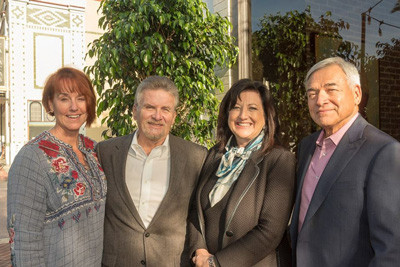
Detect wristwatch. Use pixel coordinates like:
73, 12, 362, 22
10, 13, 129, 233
208, 256, 216, 267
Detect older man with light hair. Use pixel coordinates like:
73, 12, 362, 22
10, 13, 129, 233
290, 57, 400, 267
97, 76, 207, 267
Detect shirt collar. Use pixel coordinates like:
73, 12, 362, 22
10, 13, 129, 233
131, 131, 170, 156
316, 113, 359, 146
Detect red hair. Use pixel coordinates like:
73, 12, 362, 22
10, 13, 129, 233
42, 67, 96, 126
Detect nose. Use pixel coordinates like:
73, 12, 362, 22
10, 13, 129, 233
152, 109, 162, 120
315, 90, 329, 106
238, 107, 248, 119
69, 99, 78, 111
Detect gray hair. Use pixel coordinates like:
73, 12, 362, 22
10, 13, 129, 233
135, 76, 179, 108
304, 57, 361, 88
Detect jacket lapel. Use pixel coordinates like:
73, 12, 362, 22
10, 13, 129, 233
224, 153, 262, 230
297, 136, 318, 193
196, 148, 262, 241
147, 135, 188, 227
112, 132, 146, 229
302, 115, 367, 228
197, 151, 222, 202
196, 150, 222, 238
290, 134, 317, 239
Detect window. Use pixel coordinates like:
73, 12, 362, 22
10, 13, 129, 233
28, 100, 54, 140
29, 101, 42, 121
250, 0, 400, 145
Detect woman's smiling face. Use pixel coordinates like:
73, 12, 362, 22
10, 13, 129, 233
50, 91, 88, 135
228, 90, 265, 147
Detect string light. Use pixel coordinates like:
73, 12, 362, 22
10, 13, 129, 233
367, 8, 372, 25
378, 22, 382, 36
362, 0, 400, 37
366, 14, 400, 35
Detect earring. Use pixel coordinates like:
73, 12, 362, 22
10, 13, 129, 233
46, 111, 55, 122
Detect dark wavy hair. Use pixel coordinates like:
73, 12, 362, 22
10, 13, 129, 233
217, 79, 280, 154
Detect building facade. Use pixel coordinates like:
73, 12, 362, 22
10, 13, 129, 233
1, 0, 105, 164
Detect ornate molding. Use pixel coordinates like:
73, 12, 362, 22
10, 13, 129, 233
27, 7, 69, 28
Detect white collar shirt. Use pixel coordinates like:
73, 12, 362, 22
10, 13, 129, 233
125, 132, 171, 228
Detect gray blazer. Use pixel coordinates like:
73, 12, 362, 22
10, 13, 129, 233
190, 145, 295, 267
290, 115, 400, 267
97, 133, 207, 267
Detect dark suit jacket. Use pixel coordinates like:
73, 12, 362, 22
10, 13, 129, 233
97, 133, 207, 267
290, 114, 400, 267
190, 145, 295, 267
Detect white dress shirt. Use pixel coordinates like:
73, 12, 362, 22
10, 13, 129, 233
125, 132, 170, 228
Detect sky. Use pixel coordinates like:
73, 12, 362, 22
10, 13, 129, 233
251, 0, 306, 31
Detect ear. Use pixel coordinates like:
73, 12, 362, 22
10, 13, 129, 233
48, 100, 54, 112
353, 84, 362, 105
172, 110, 177, 125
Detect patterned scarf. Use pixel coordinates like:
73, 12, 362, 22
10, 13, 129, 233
209, 131, 264, 207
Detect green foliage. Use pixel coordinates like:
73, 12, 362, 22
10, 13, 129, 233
85, 0, 238, 147
253, 7, 350, 150
391, 0, 400, 13
377, 38, 400, 57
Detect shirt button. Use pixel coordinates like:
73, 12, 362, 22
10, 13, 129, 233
145, 232, 150, 237
226, 230, 234, 237
141, 260, 146, 265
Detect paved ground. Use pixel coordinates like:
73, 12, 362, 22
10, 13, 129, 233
0, 159, 10, 266
0, 243, 10, 267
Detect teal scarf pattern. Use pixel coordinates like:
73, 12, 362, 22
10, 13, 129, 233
209, 131, 265, 207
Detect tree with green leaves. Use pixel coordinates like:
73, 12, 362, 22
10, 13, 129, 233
86, 0, 238, 146
392, 0, 400, 13
253, 7, 350, 150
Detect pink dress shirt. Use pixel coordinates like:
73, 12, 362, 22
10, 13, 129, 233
298, 114, 359, 232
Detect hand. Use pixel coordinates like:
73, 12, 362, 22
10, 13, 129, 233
192, 248, 213, 267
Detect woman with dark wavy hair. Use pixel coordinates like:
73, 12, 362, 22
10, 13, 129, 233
190, 79, 295, 267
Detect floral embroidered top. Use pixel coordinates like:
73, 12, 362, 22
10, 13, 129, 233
7, 131, 107, 267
